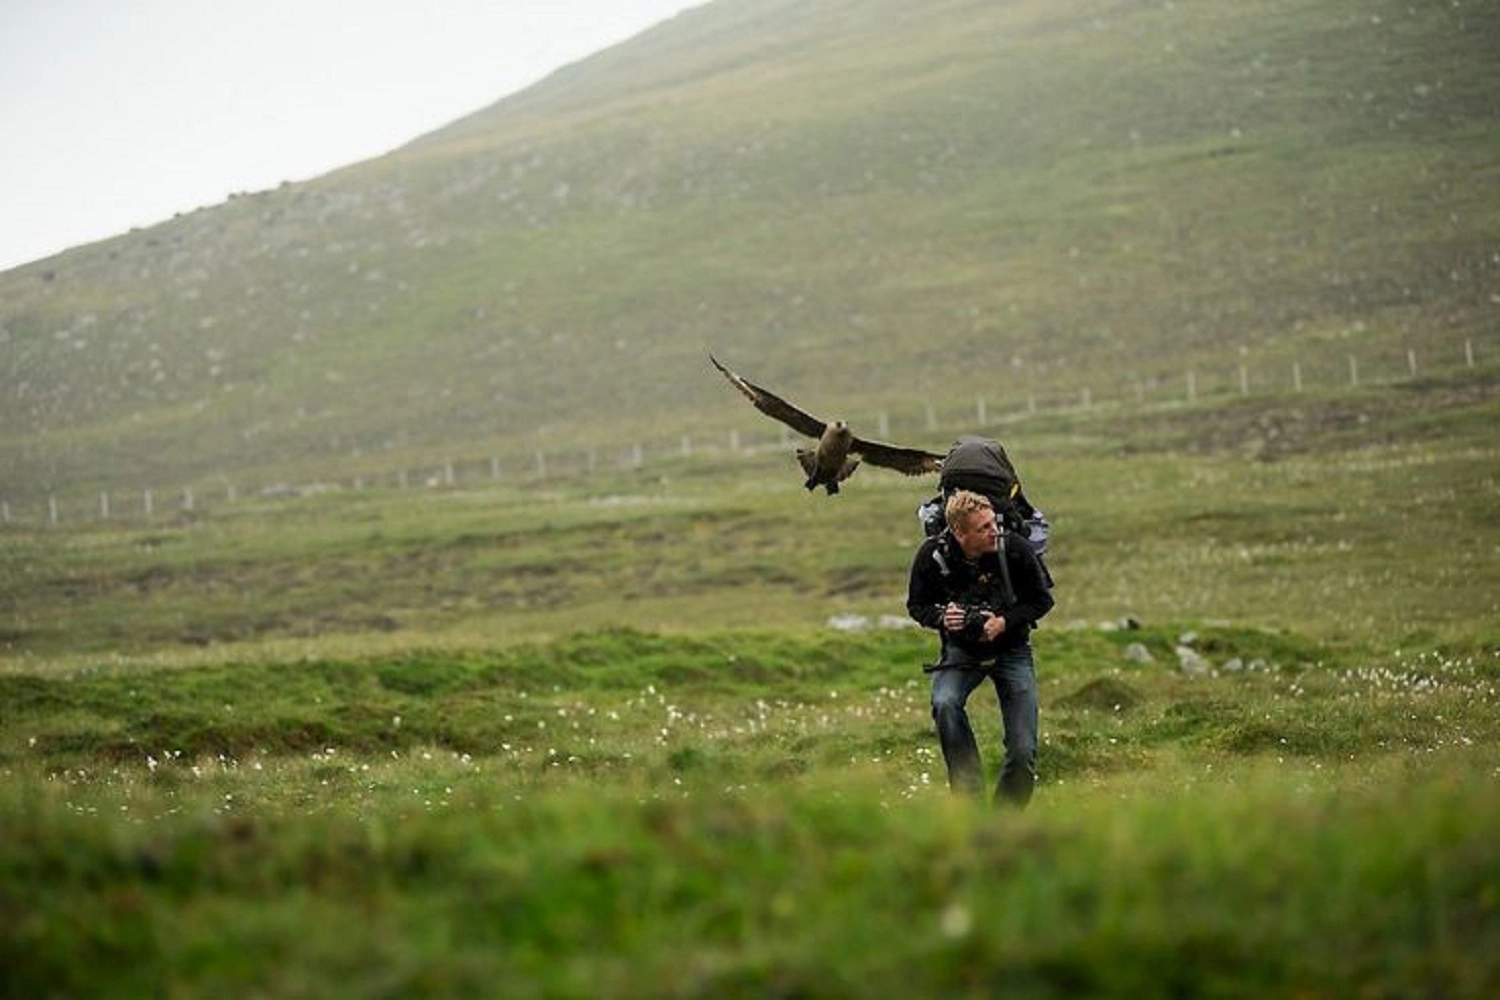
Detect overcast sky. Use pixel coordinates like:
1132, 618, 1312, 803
0, 0, 702, 272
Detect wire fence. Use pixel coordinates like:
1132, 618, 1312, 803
4, 338, 1490, 527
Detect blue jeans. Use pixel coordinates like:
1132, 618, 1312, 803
929, 643, 1038, 807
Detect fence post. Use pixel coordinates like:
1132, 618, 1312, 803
1, 501, 9, 524
444, 460, 455, 487
1407, 349, 1418, 378
1293, 361, 1303, 392
1186, 370, 1197, 403
49, 496, 58, 525
144, 489, 154, 517
1238, 364, 1249, 395
182, 488, 194, 512
976, 396, 987, 426
1466, 339, 1475, 368
1348, 354, 1359, 387
100, 492, 110, 519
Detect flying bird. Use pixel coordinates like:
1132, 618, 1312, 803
710, 354, 943, 494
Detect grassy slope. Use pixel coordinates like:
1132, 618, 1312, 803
3, 363, 1497, 665
1, 0, 1496, 500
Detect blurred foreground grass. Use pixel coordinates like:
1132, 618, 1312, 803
4, 758, 1497, 998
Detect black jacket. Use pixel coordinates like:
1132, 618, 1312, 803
906, 528, 1054, 664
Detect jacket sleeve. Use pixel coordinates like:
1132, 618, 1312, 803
906, 541, 949, 632
1003, 534, 1054, 629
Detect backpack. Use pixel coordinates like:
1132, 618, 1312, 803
917, 435, 1052, 579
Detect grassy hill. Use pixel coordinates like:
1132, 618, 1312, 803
2, 0, 1497, 502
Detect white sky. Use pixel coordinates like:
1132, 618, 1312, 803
0, 0, 701, 273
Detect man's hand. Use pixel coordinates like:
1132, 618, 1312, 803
942, 603, 1007, 640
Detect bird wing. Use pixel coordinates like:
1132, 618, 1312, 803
710, 354, 828, 440
849, 436, 945, 476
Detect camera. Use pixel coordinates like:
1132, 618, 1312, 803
959, 604, 991, 639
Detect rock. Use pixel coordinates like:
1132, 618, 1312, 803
827, 614, 870, 632
1123, 642, 1154, 664
1176, 645, 1212, 676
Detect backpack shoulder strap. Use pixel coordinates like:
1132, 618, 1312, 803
931, 536, 952, 578
995, 531, 1017, 607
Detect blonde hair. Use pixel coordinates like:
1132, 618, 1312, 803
944, 490, 993, 532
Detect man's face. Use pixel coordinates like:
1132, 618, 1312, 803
953, 507, 999, 559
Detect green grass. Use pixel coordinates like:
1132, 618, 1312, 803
6, 772, 1499, 997
3, 623, 1497, 996
2, 374, 1499, 993
5, 370, 1496, 663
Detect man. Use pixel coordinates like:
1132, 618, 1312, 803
907, 490, 1054, 806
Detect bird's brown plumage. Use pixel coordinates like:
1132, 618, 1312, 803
709, 354, 943, 494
